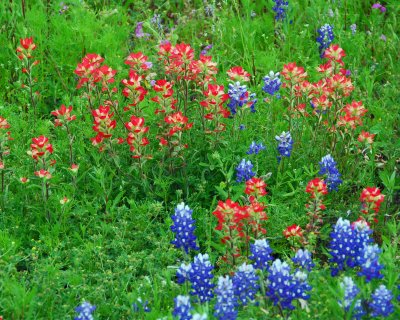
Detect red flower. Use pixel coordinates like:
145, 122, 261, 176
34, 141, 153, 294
91, 106, 116, 143
51, 105, 76, 126
281, 62, 308, 82
358, 131, 376, 144
283, 224, 303, 238
323, 44, 346, 65
16, 37, 37, 60
30, 136, 53, 160
305, 178, 328, 197
226, 66, 251, 82
34, 169, 52, 179
245, 177, 267, 202
0, 117, 10, 130
360, 187, 385, 214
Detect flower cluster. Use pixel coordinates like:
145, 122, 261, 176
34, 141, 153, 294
369, 285, 394, 318
232, 263, 259, 306
200, 84, 230, 133
227, 82, 257, 115
372, 3, 387, 13
319, 154, 342, 191
51, 105, 76, 127
267, 259, 311, 310
188, 253, 215, 303
360, 187, 385, 223
246, 141, 266, 155
121, 68, 148, 112
292, 249, 314, 271
173, 295, 192, 320
275, 131, 293, 160
262, 71, 281, 97
337, 101, 368, 129
170, 202, 199, 253
272, 0, 289, 21
16, 37, 37, 61
214, 276, 237, 320
329, 218, 373, 276
249, 239, 274, 271
244, 177, 267, 202
236, 159, 255, 182
0, 117, 12, 170
74, 301, 96, 320
305, 178, 328, 233
338, 277, 365, 319
125, 115, 150, 159
357, 244, 383, 282
317, 24, 334, 57
91, 105, 116, 149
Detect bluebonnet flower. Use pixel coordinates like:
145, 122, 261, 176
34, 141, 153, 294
338, 277, 365, 319
201, 44, 213, 56
329, 218, 373, 276
357, 244, 383, 282
262, 71, 282, 97
369, 285, 394, 317
236, 159, 255, 183
292, 249, 314, 271
233, 263, 260, 306
176, 262, 192, 284
132, 298, 151, 313
214, 276, 238, 320
249, 239, 274, 271
317, 24, 334, 57
350, 24, 357, 35
267, 259, 311, 310
272, 0, 289, 21
227, 82, 257, 115
247, 141, 266, 155
319, 154, 342, 191
171, 202, 199, 253
74, 302, 96, 320
275, 131, 293, 160
189, 253, 214, 303
239, 124, 246, 130
173, 295, 192, 320
398, 285, 400, 302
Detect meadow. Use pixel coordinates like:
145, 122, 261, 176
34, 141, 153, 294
0, 0, 399, 319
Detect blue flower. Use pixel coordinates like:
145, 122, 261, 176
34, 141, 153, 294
319, 154, 342, 191
338, 277, 365, 320
357, 244, 384, 282
369, 285, 394, 318
262, 71, 282, 96
176, 262, 192, 284
236, 159, 255, 182
317, 24, 334, 57
267, 259, 311, 310
233, 263, 260, 306
272, 0, 289, 21
214, 276, 238, 320
247, 141, 266, 155
170, 202, 199, 253
350, 24, 357, 35
74, 302, 96, 320
189, 253, 215, 303
275, 131, 293, 160
227, 82, 257, 115
132, 298, 151, 313
249, 239, 274, 271
292, 249, 314, 271
329, 218, 373, 276
173, 295, 192, 320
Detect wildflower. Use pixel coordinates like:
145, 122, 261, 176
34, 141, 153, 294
233, 263, 259, 306
317, 24, 334, 57
360, 187, 385, 223
227, 82, 257, 115
236, 159, 255, 183
357, 244, 383, 282
135, 22, 149, 38
164, 111, 193, 136
247, 141, 266, 155
319, 154, 342, 191
214, 276, 237, 320
176, 262, 192, 284
201, 44, 213, 56
150, 14, 162, 30
249, 239, 274, 271
283, 224, 303, 239
227, 66, 250, 82
369, 285, 394, 317
16, 37, 37, 60
272, 0, 289, 21
380, 34, 387, 42
339, 277, 365, 319
34, 169, 52, 179
372, 3, 387, 13
132, 298, 151, 313
305, 178, 328, 198
30, 136, 53, 160
170, 203, 199, 253
188, 253, 214, 303
358, 131, 376, 144
51, 104, 76, 127
275, 131, 293, 159
323, 44, 346, 65
60, 197, 69, 205
20, 177, 29, 183
70, 164, 79, 173
350, 24, 357, 35
267, 259, 311, 310
125, 115, 150, 159
173, 295, 192, 320
262, 71, 281, 96
281, 62, 307, 83
91, 106, 116, 147
292, 249, 314, 271
74, 301, 96, 320
245, 177, 267, 202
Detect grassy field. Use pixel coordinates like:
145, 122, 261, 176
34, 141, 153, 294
0, 0, 399, 319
